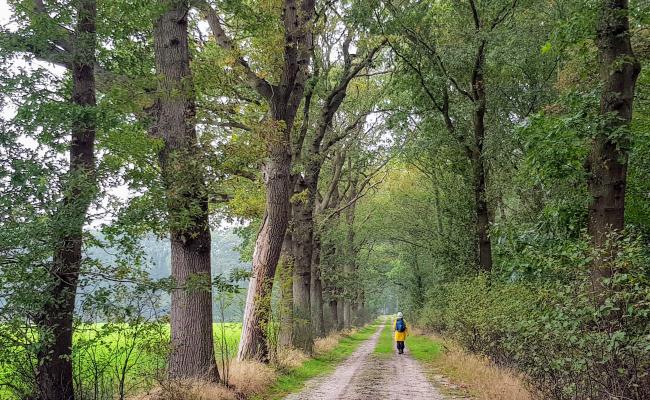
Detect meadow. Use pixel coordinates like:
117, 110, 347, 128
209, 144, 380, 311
0, 323, 242, 400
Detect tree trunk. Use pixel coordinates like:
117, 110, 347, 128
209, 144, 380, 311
238, 151, 292, 361
310, 256, 324, 337
168, 231, 216, 380
36, 1, 97, 398
328, 299, 338, 332
278, 232, 294, 348
237, 0, 314, 361
310, 227, 325, 337
153, 1, 218, 380
343, 197, 356, 329
318, 232, 339, 333
471, 41, 493, 273
353, 291, 364, 325
587, 0, 640, 283
307, 167, 324, 339
291, 197, 313, 352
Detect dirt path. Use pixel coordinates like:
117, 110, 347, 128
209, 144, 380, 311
284, 323, 445, 400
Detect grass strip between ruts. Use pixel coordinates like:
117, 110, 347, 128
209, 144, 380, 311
254, 321, 380, 400
374, 318, 394, 357
374, 318, 443, 362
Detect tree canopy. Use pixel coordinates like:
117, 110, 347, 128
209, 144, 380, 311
0, 0, 648, 399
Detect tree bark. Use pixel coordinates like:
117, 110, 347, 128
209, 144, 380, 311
278, 232, 294, 348
587, 0, 640, 282
235, 0, 315, 361
153, 1, 218, 381
342, 190, 357, 329
291, 194, 313, 352
238, 149, 292, 361
35, 1, 97, 398
470, 41, 493, 273
328, 299, 338, 332
310, 227, 325, 338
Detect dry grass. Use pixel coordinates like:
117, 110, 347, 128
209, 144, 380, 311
339, 327, 358, 337
129, 326, 361, 399
313, 331, 342, 354
276, 346, 310, 369
430, 336, 533, 400
127, 361, 277, 400
227, 359, 277, 397
129, 379, 236, 400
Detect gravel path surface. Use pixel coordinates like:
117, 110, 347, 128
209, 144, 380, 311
284, 323, 445, 400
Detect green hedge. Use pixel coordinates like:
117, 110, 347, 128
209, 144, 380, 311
420, 237, 650, 400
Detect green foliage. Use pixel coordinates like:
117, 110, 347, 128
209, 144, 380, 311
1, 0, 649, 399
421, 235, 650, 399
0, 322, 243, 399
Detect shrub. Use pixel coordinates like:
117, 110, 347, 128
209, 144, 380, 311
421, 234, 650, 399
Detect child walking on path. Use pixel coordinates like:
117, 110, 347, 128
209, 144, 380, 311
394, 312, 408, 354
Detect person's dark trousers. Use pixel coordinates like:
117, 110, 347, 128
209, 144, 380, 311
396, 341, 405, 354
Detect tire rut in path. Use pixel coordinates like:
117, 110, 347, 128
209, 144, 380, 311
284, 323, 445, 400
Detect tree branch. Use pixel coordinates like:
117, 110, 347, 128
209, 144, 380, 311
195, 0, 275, 100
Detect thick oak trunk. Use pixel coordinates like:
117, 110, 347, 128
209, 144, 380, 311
153, 1, 218, 380
238, 152, 292, 361
587, 0, 640, 282
237, 0, 314, 361
291, 197, 313, 352
36, 2, 97, 398
168, 231, 217, 379
278, 232, 294, 348
310, 227, 325, 337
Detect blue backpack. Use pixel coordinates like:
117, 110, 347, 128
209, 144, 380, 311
396, 319, 406, 332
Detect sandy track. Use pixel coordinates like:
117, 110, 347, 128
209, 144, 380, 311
284, 323, 445, 400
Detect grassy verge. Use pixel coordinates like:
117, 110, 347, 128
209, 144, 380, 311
403, 332, 443, 362
384, 325, 532, 400
421, 335, 533, 400
254, 322, 380, 400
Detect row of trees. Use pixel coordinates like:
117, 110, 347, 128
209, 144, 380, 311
350, 0, 648, 399
0, 0, 647, 399
1, 0, 389, 398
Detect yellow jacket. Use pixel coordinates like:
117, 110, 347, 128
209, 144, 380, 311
394, 318, 408, 341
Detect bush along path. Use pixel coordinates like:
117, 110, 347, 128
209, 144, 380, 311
283, 318, 445, 400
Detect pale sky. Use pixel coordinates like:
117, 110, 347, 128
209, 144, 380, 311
0, 1, 9, 24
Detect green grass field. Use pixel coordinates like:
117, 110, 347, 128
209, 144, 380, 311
0, 323, 242, 400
